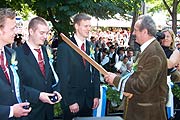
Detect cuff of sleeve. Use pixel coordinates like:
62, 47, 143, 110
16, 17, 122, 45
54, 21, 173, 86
113, 76, 121, 88
9, 106, 13, 118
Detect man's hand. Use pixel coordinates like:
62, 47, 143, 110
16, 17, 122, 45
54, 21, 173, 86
104, 72, 117, 85
39, 92, 56, 104
92, 98, 99, 109
69, 103, 79, 113
13, 102, 31, 118
124, 92, 133, 99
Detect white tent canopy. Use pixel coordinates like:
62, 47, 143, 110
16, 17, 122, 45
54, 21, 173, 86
91, 14, 132, 28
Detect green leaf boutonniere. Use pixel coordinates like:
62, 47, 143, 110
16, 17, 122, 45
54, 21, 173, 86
11, 52, 18, 70
46, 46, 54, 63
90, 45, 95, 59
132, 59, 139, 72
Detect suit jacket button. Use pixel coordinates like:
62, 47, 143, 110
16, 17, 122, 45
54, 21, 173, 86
12, 90, 14, 93
45, 81, 47, 84
83, 89, 86, 92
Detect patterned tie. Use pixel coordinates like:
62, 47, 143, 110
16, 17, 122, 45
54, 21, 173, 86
81, 43, 86, 67
0, 51, 10, 84
34, 49, 45, 77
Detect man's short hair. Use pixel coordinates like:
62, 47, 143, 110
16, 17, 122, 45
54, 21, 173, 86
73, 13, 91, 26
138, 15, 157, 37
0, 8, 16, 28
28, 16, 48, 31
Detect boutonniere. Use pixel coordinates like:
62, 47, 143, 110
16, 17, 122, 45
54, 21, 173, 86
90, 45, 95, 59
46, 46, 54, 63
132, 60, 138, 72
46, 46, 59, 88
11, 52, 18, 70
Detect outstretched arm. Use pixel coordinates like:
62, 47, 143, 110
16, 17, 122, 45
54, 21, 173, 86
168, 49, 180, 68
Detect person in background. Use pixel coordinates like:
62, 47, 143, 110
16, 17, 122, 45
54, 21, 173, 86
175, 31, 180, 44
94, 44, 101, 64
117, 47, 126, 62
109, 45, 118, 73
56, 13, 100, 120
114, 55, 129, 76
161, 28, 176, 74
101, 48, 110, 71
15, 16, 62, 120
160, 28, 177, 119
104, 15, 168, 120
167, 30, 180, 120
126, 48, 134, 65
0, 8, 31, 120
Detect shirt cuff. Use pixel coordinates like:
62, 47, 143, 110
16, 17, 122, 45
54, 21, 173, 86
9, 106, 13, 118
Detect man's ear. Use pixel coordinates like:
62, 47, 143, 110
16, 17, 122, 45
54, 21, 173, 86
74, 23, 79, 30
0, 28, 3, 36
29, 28, 34, 36
143, 29, 148, 35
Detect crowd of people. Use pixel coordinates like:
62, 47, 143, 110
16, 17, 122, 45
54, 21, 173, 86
1, 7, 180, 120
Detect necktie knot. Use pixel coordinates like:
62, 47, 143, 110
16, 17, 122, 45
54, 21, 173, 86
34, 49, 43, 62
34, 48, 41, 55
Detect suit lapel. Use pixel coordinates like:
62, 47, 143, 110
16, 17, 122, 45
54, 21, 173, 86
42, 46, 50, 79
85, 40, 91, 70
4, 47, 14, 85
22, 43, 44, 78
71, 36, 86, 67
0, 67, 6, 83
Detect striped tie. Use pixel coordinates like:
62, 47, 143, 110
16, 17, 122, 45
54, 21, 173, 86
0, 51, 10, 84
81, 43, 86, 67
34, 49, 45, 77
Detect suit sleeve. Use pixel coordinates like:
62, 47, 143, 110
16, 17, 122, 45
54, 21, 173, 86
93, 51, 100, 98
56, 43, 77, 106
15, 49, 40, 103
125, 55, 162, 94
0, 105, 10, 119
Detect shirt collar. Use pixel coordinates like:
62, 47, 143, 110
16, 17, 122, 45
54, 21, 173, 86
74, 34, 86, 48
140, 37, 156, 53
26, 40, 41, 51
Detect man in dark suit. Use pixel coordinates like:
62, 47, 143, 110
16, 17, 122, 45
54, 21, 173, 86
105, 15, 168, 120
0, 8, 31, 120
56, 13, 100, 120
15, 17, 62, 120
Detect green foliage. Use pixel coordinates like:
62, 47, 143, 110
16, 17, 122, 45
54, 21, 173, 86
172, 84, 180, 100
106, 85, 122, 106
1, 0, 139, 35
54, 103, 63, 117
146, 1, 165, 13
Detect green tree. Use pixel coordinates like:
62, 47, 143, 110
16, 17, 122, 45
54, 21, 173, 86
147, 0, 180, 34
1, 0, 143, 50
2, 0, 137, 36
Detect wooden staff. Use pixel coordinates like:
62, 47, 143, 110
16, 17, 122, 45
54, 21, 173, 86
60, 33, 108, 76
